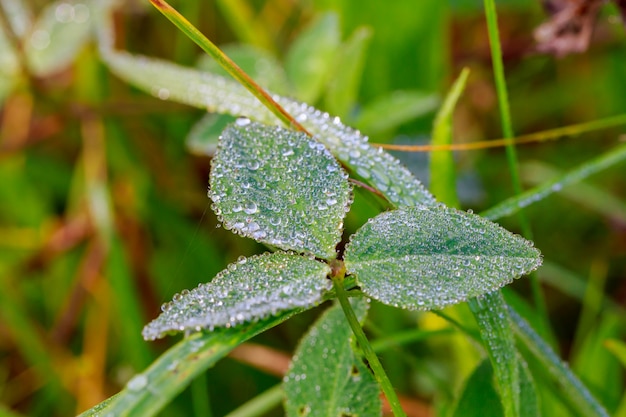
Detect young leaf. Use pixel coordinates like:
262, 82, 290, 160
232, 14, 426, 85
142, 252, 331, 340
283, 299, 382, 417
344, 205, 542, 310
209, 120, 352, 259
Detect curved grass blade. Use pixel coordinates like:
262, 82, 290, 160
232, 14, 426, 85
429, 68, 469, 208
95, 5, 435, 207
481, 143, 626, 221
78, 310, 300, 417
469, 292, 519, 417
508, 307, 609, 417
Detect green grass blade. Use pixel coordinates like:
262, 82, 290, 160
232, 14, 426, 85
148, 0, 308, 134
429, 68, 469, 208
77, 310, 301, 417
509, 307, 609, 417
215, 0, 275, 53
469, 293, 520, 417
482, 0, 546, 333
481, 143, 626, 221
521, 160, 626, 225
98, 52, 435, 207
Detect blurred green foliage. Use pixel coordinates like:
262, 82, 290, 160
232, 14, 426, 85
0, 0, 625, 416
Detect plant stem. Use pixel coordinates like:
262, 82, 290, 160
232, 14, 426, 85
332, 277, 407, 417
482, 0, 549, 330
148, 0, 310, 135
374, 112, 626, 152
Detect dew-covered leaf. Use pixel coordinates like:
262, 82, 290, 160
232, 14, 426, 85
209, 120, 352, 259
97, 45, 435, 207
344, 205, 542, 310
24, 0, 94, 76
283, 299, 381, 417
142, 252, 331, 340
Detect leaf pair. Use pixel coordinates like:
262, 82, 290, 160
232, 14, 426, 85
143, 121, 541, 340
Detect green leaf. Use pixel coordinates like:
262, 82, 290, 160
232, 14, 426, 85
519, 358, 541, 417
97, 46, 436, 207
24, 0, 94, 76
142, 252, 331, 340
80, 310, 299, 417
324, 26, 372, 119
452, 359, 503, 417
186, 113, 237, 156
344, 205, 542, 310
605, 339, 626, 369
210, 120, 352, 259
285, 13, 341, 103
451, 358, 540, 417
283, 299, 382, 417
353, 90, 439, 136
469, 292, 520, 417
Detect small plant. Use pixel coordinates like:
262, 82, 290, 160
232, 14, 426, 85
2, 0, 622, 416
73, 1, 617, 416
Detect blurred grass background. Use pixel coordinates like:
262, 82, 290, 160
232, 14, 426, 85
1, 0, 625, 416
